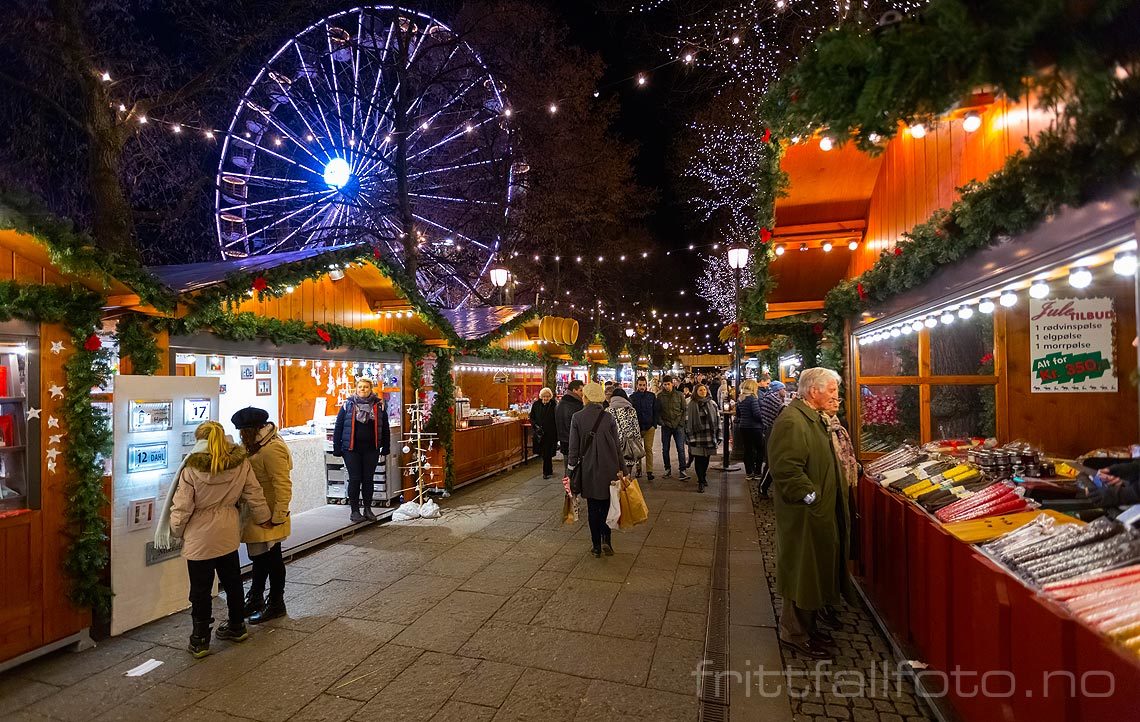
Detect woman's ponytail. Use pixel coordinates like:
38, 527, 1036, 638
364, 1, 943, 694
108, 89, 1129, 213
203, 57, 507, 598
195, 420, 229, 474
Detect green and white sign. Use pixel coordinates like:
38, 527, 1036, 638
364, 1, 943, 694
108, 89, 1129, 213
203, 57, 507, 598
1029, 297, 1117, 393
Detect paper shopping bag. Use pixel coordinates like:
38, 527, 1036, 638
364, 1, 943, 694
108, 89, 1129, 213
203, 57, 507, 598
623, 477, 649, 526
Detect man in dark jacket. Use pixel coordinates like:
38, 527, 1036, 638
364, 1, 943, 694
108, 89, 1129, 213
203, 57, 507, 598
629, 376, 661, 480
657, 376, 690, 480
757, 381, 787, 496
555, 380, 585, 468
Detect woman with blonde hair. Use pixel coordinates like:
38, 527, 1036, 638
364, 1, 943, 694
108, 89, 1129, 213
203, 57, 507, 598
736, 379, 765, 481
167, 421, 272, 658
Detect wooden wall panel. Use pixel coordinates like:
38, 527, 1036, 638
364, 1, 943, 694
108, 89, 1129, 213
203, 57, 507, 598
457, 371, 508, 410
0, 512, 42, 661
1002, 275, 1138, 457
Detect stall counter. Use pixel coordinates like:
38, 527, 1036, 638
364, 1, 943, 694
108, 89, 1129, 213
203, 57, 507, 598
280, 433, 327, 515
452, 417, 527, 487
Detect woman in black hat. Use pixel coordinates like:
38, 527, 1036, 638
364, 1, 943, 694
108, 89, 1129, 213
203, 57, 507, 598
332, 377, 390, 522
231, 406, 293, 623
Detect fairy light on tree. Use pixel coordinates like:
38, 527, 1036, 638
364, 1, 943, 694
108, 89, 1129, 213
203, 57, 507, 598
696, 253, 754, 326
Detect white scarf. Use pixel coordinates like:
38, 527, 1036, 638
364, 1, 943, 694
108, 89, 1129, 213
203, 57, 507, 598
153, 438, 210, 550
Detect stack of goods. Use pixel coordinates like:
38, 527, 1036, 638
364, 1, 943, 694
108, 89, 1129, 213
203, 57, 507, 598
943, 509, 1083, 544
1044, 565, 1140, 656
933, 482, 1036, 522
864, 445, 921, 477
982, 516, 1140, 586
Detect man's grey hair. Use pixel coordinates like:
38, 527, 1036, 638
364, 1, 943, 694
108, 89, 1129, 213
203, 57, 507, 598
798, 367, 841, 393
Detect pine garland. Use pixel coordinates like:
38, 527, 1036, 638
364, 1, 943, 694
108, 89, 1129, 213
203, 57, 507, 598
114, 313, 161, 375
428, 351, 456, 491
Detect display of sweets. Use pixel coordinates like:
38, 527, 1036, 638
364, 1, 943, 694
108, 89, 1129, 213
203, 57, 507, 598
983, 516, 1140, 587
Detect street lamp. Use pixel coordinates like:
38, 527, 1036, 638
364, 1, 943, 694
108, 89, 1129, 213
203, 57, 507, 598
625, 327, 635, 338
489, 265, 509, 304
719, 241, 751, 472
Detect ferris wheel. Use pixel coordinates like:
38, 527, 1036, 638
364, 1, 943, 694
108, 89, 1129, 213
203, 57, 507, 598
215, 6, 520, 307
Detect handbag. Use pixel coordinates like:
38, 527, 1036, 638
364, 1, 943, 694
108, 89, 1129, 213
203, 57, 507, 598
568, 410, 606, 491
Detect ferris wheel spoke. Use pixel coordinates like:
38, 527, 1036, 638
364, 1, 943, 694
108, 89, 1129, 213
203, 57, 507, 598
221, 187, 337, 213
323, 22, 350, 147
264, 66, 333, 158
243, 100, 327, 169
294, 41, 339, 152
412, 213, 489, 250
231, 134, 322, 176
257, 201, 341, 254
232, 190, 338, 245
406, 156, 494, 180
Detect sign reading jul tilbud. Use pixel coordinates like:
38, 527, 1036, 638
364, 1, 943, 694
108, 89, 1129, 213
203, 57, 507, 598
1029, 297, 1118, 393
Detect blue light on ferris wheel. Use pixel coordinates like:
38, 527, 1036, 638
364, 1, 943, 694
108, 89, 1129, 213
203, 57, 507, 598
323, 158, 352, 189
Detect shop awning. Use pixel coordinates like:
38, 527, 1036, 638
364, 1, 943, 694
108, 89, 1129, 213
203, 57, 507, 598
439, 305, 531, 341
148, 245, 363, 295
856, 179, 1140, 333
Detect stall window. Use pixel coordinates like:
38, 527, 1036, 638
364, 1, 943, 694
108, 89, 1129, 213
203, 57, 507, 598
852, 314, 1000, 458
0, 338, 37, 511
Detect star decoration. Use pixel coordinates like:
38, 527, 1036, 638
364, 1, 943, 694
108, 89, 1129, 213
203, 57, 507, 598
47, 460, 57, 474
49, 384, 64, 400
25, 407, 40, 421
49, 434, 64, 445
47, 416, 60, 428
46, 448, 60, 462
50, 341, 65, 355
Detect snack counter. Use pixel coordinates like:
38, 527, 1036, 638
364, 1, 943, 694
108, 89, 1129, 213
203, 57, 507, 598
452, 413, 526, 488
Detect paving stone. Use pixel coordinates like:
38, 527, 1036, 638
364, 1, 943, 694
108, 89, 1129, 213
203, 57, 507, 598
390, 590, 507, 653
0, 676, 59, 716
679, 547, 713, 567
198, 618, 391, 722
327, 644, 424, 702
492, 667, 589, 722
430, 700, 497, 722
354, 651, 481, 721
460, 555, 547, 595
263, 578, 387, 633
167, 707, 257, 721
532, 577, 622, 634
575, 678, 697, 721
598, 591, 668, 641
288, 693, 363, 722
93, 683, 208, 721
451, 660, 526, 708
491, 586, 555, 625
474, 520, 541, 541
566, 552, 636, 584
634, 545, 684, 572
418, 537, 516, 578
667, 584, 709, 614
345, 574, 463, 625
542, 553, 584, 573
672, 563, 711, 587
168, 627, 310, 691
643, 526, 688, 549
621, 565, 675, 598
801, 702, 825, 715
459, 621, 654, 686
27, 644, 196, 722
16, 636, 156, 688
646, 636, 704, 695
660, 610, 705, 642
526, 569, 567, 590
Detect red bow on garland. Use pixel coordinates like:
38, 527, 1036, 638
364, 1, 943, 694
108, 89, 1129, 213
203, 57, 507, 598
759, 227, 773, 244
980, 352, 994, 365
893, 247, 903, 256
761, 127, 772, 144
83, 333, 102, 352
315, 327, 331, 343
252, 275, 268, 292
856, 283, 867, 300
812, 323, 824, 335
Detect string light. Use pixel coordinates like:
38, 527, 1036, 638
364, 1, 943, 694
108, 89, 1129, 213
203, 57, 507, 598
819, 136, 833, 151
909, 122, 926, 139
1068, 267, 1092, 289
962, 111, 982, 133
1000, 290, 1018, 307
637, 74, 647, 86
1029, 280, 1050, 299
848, 240, 859, 251
822, 241, 833, 252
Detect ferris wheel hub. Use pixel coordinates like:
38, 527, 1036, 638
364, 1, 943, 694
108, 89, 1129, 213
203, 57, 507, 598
322, 158, 352, 189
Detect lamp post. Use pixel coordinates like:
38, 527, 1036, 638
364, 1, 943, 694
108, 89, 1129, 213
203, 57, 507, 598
717, 241, 751, 472
489, 264, 509, 305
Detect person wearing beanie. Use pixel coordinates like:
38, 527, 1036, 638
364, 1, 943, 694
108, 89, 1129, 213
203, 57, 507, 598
231, 406, 293, 624
333, 377, 390, 522
165, 421, 272, 658
568, 381, 623, 558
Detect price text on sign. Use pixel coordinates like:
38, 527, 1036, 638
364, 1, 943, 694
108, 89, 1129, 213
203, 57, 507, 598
1034, 352, 1112, 384
1029, 297, 1118, 393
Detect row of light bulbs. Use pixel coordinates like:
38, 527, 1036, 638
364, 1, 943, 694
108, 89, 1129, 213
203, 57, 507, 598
858, 246, 1138, 346
811, 112, 985, 154
774, 239, 859, 256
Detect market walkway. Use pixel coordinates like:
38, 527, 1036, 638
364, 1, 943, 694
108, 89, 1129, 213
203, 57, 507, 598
0, 447, 934, 722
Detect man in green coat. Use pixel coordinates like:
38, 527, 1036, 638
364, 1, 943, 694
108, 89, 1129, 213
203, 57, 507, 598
656, 376, 690, 480
767, 367, 852, 659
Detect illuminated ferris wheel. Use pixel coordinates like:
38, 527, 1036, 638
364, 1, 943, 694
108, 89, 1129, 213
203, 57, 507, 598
215, 6, 520, 307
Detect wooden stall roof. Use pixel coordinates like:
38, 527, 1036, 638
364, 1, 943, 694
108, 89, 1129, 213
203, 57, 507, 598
0, 228, 136, 296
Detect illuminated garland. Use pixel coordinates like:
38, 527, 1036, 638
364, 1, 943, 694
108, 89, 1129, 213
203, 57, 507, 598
428, 351, 456, 491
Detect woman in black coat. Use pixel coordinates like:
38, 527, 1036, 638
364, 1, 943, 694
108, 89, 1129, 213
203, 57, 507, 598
568, 382, 624, 558
530, 387, 558, 479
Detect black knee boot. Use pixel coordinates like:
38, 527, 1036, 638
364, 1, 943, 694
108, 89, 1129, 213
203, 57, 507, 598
189, 617, 213, 659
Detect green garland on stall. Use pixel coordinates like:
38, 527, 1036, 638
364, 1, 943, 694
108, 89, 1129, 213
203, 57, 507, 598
113, 313, 161, 375
428, 351, 456, 491
543, 357, 558, 391
0, 281, 112, 612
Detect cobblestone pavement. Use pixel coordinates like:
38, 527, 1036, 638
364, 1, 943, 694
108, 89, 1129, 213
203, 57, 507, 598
752, 483, 938, 722
1, 451, 728, 722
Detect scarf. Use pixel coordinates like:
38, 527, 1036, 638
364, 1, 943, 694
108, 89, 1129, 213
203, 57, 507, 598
694, 397, 716, 431
826, 413, 858, 489
352, 394, 380, 424
153, 438, 210, 550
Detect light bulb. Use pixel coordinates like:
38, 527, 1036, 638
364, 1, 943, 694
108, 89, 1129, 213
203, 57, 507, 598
1029, 280, 1050, 299
848, 240, 859, 251
798, 243, 808, 252
999, 291, 1018, 307
775, 244, 786, 256
979, 298, 996, 314
548, 103, 558, 114
637, 74, 647, 86
731, 35, 741, 45
868, 132, 881, 143
909, 122, 926, 138
323, 158, 352, 189
901, 324, 913, 335
1115, 251, 1138, 275
683, 52, 694, 63
790, 135, 800, 143
911, 320, 924, 332
941, 311, 955, 325
822, 241, 833, 252
889, 328, 900, 338
819, 136, 834, 152
958, 305, 974, 319
963, 111, 982, 133
1068, 267, 1092, 289
924, 317, 938, 328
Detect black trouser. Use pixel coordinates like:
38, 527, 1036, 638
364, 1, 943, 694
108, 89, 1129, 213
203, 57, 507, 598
250, 542, 285, 598
538, 439, 555, 477
560, 441, 571, 475
187, 550, 243, 624
693, 454, 710, 484
738, 427, 764, 476
344, 447, 380, 509
759, 433, 773, 494
586, 497, 611, 551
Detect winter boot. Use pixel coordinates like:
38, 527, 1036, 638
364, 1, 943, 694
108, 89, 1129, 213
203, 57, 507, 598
188, 618, 213, 659
243, 588, 265, 618
362, 506, 377, 521
349, 506, 365, 523
216, 620, 250, 642
249, 594, 287, 624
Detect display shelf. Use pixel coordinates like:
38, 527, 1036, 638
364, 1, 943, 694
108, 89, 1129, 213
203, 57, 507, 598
0, 446, 27, 452
0, 397, 25, 404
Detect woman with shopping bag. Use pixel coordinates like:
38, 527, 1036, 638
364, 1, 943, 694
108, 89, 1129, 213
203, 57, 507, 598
568, 382, 623, 558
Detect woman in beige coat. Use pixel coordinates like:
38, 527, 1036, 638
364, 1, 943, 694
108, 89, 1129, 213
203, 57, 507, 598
232, 407, 293, 624
169, 421, 271, 658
